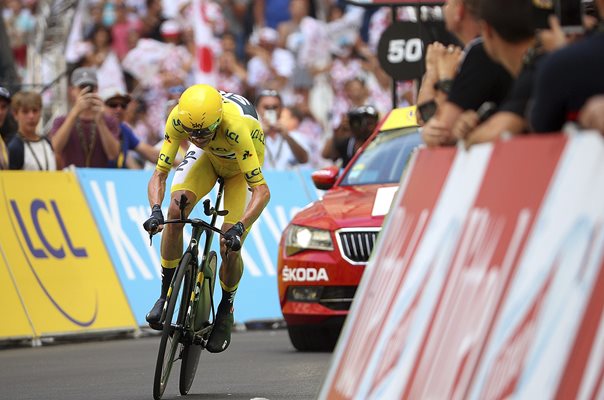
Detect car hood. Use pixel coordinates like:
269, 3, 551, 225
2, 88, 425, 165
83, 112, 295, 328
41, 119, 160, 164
291, 184, 397, 230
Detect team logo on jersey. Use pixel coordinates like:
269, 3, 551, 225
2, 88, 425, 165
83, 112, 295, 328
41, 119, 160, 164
159, 153, 172, 165
251, 129, 265, 145
172, 118, 185, 134
225, 129, 240, 144
242, 150, 252, 160
245, 167, 263, 183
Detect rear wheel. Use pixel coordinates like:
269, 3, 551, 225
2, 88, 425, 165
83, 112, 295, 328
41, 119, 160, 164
179, 251, 218, 395
153, 253, 193, 400
287, 322, 342, 352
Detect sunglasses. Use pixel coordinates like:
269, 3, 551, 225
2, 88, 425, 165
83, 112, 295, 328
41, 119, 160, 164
106, 102, 128, 109
262, 105, 280, 110
181, 124, 215, 139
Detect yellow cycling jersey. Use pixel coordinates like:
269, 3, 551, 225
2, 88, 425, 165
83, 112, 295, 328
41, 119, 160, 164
157, 92, 266, 187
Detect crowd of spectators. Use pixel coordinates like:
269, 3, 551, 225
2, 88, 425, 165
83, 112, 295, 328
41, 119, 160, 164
2, 0, 603, 173
418, 0, 604, 148
2, 0, 425, 170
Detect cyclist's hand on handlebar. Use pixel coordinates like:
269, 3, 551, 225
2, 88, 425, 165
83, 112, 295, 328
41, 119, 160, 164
222, 221, 244, 251
143, 204, 164, 234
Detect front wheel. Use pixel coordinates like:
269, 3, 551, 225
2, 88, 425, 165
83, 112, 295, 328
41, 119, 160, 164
179, 250, 218, 395
153, 253, 194, 400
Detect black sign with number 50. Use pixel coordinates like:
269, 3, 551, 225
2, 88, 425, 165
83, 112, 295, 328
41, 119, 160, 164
378, 21, 427, 81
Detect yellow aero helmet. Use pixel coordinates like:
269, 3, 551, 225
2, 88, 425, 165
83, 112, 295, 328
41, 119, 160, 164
177, 84, 223, 136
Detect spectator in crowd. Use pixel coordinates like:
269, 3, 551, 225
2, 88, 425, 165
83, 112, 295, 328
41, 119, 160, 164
81, 24, 127, 93
254, 0, 292, 30
246, 27, 296, 101
530, 0, 604, 133
290, 72, 327, 168
0, 87, 12, 169
124, 96, 153, 144
140, 0, 167, 41
322, 105, 379, 168
418, 0, 513, 147
452, 0, 540, 146
111, 1, 142, 61
579, 95, 604, 133
2, 0, 36, 78
101, 87, 159, 168
216, 49, 248, 95
8, 91, 56, 171
256, 89, 310, 170
50, 67, 120, 168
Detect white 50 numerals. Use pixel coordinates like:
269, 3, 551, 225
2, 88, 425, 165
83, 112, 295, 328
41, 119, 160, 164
387, 38, 422, 63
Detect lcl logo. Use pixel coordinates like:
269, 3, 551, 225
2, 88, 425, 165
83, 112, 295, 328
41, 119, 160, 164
10, 199, 87, 259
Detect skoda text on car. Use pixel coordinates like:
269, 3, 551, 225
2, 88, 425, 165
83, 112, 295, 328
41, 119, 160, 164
277, 106, 423, 351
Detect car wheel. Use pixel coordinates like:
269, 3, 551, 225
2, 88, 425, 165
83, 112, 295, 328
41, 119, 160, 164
287, 324, 341, 352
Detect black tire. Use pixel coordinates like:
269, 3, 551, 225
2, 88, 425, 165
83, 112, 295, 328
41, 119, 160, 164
179, 251, 218, 395
287, 323, 342, 352
153, 253, 193, 400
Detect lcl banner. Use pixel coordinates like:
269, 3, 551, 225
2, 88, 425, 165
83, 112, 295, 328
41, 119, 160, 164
0, 171, 137, 339
321, 133, 604, 399
77, 168, 319, 326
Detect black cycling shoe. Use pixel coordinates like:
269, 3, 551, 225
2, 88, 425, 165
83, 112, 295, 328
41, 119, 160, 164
146, 298, 166, 330
206, 310, 234, 353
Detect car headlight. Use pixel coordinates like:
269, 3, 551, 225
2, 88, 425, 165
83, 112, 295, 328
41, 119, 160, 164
285, 225, 334, 256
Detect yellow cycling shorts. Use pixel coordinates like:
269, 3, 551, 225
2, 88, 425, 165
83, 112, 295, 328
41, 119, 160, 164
170, 145, 252, 226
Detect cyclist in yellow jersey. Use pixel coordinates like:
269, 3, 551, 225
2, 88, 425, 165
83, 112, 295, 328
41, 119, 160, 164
143, 84, 270, 353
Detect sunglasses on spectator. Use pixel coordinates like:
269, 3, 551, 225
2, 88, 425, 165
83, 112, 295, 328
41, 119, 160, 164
106, 102, 128, 109
181, 124, 215, 139
262, 105, 280, 110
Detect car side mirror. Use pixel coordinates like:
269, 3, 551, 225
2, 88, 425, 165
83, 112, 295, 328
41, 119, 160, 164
311, 166, 340, 190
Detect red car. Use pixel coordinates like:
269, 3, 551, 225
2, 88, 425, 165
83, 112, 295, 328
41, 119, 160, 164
277, 106, 423, 351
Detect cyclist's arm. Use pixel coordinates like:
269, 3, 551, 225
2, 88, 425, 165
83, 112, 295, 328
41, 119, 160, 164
156, 106, 188, 173
231, 119, 270, 228
240, 183, 270, 229
148, 107, 187, 208
148, 168, 168, 208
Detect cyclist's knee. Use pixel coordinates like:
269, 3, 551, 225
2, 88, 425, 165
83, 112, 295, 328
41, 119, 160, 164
167, 190, 196, 219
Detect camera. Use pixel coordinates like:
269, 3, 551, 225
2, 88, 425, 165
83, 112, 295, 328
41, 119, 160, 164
264, 109, 277, 126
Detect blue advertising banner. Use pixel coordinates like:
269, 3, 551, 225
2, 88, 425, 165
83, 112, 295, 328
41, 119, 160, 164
76, 168, 319, 325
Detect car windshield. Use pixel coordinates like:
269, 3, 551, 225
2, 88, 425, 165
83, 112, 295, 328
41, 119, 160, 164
340, 127, 423, 186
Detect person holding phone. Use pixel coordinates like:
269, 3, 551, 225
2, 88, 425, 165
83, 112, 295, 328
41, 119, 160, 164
255, 89, 310, 170
50, 67, 120, 168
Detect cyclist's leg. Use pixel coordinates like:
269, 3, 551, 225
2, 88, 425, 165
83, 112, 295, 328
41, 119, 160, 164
206, 172, 250, 352
147, 147, 218, 326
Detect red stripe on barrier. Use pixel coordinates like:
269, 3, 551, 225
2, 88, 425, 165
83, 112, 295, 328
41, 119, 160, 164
327, 148, 456, 400
555, 229, 604, 400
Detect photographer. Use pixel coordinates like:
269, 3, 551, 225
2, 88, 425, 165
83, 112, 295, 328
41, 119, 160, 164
322, 105, 379, 168
50, 67, 120, 168
256, 89, 310, 170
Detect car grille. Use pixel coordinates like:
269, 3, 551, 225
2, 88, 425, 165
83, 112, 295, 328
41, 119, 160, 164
320, 286, 357, 311
337, 228, 381, 264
